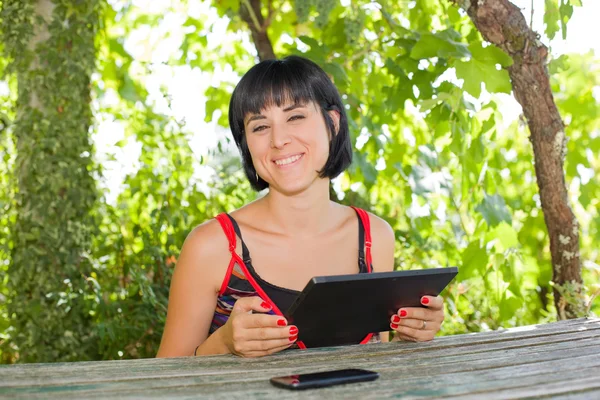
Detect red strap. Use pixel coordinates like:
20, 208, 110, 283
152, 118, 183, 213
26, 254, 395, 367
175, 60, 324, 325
350, 206, 373, 273
350, 207, 377, 346
215, 214, 238, 295
213, 214, 311, 348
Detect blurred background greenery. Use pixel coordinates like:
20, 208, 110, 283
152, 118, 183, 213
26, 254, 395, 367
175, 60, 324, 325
0, 0, 598, 363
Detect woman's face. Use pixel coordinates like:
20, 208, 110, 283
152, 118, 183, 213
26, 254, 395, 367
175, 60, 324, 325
243, 101, 339, 195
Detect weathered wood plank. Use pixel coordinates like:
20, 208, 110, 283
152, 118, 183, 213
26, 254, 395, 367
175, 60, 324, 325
3, 337, 600, 398
2, 318, 596, 378
3, 324, 599, 387
0, 318, 598, 399
6, 361, 599, 400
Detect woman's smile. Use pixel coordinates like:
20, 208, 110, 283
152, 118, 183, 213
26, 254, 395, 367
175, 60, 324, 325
272, 153, 305, 169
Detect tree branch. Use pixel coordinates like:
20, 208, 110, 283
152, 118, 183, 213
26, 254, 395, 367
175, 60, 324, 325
241, 0, 262, 32
264, 0, 275, 28
530, 0, 534, 30
239, 0, 276, 61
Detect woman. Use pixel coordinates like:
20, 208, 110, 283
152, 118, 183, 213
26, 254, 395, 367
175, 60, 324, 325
157, 55, 445, 358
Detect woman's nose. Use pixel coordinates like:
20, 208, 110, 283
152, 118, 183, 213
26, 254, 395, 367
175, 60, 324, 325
270, 124, 292, 148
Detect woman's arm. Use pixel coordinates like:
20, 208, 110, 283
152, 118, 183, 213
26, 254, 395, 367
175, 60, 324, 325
157, 220, 229, 357
367, 212, 396, 342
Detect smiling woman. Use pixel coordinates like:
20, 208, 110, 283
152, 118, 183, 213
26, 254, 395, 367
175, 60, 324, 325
156, 55, 446, 359
228, 56, 352, 194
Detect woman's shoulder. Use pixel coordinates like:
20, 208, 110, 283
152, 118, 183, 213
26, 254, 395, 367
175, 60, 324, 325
183, 216, 233, 267
344, 205, 394, 239
364, 210, 394, 238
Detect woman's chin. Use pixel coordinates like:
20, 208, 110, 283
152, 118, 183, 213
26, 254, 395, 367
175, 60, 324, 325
270, 178, 315, 196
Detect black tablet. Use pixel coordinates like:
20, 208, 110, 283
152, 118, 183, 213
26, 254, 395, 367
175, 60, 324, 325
284, 267, 458, 348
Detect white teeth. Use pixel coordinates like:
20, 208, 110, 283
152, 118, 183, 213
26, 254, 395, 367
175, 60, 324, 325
274, 154, 302, 166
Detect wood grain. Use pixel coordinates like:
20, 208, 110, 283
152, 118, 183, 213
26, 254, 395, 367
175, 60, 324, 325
1, 318, 598, 399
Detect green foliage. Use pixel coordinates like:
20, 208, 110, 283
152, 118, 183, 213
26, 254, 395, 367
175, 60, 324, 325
0, 0, 598, 363
544, 0, 582, 40
1, 0, 103, 362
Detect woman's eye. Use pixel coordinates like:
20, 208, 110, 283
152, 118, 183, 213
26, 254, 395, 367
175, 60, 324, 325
252, 125, 268, 133
288, 115, 304, 122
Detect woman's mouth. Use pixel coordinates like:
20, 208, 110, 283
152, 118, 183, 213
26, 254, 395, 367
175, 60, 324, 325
273, 153, 304, 167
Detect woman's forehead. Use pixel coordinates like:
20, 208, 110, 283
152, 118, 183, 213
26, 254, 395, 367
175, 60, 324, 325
244, 101, 316, 119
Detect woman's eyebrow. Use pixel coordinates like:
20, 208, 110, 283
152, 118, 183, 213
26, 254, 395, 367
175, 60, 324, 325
282, 103, 306, 112
245, 103, 307, 125
245, 114, 266, 124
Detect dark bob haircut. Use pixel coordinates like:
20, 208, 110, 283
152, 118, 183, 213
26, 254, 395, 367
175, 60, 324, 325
228, 55, 352, 192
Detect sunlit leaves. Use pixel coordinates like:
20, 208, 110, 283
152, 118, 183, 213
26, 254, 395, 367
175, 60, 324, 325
454, 58, 511, 98
544, 0, 561, 40
544, 0, 582, 40
410, 30, 470, 60
476, 193, 513, 227
460, 240, 489, 280
204, 85, 232, 126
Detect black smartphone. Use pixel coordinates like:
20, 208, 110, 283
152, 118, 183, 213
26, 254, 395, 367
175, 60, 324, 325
270, 368, 379, 390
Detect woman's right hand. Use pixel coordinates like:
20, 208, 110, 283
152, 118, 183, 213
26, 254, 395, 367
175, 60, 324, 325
220, 296, 298, 358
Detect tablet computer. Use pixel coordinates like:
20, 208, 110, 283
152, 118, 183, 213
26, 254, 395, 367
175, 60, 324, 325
284, 267, 458, 348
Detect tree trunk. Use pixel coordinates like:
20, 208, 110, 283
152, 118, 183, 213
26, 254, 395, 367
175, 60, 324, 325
454, 0, 585, 319
239, 0, 276, 61
2, 0, 100, 362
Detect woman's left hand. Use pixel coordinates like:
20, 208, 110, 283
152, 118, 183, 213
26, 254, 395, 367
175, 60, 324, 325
390, 296, 444, 342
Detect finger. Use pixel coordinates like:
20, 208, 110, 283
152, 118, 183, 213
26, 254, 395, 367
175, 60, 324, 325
391, 317, 440, 331
391, 324, 436, 342
231, 296, 273, 315
394, 333, 417, 342
245, 325, 298, 341
241, 314, 289, 329
397, 307, 442, 322
421, 295, 444, 310
243, 336, 298, 353
246, 341, 296, 357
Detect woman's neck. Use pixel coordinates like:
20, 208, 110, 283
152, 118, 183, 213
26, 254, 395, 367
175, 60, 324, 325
260, 179, 337, 237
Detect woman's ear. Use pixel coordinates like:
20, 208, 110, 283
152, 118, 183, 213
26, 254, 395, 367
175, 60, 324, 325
327, 109, 341, 136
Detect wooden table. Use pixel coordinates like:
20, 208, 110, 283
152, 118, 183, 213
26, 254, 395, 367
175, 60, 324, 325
1, 318, 599, 399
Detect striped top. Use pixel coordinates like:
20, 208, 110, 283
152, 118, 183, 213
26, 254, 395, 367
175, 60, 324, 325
209, 206, 381, 349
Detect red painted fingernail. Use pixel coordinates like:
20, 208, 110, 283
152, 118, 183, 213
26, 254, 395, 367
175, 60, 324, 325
289, 326, 298, 335
391, 323, 399, 329
261, 301, 271, 309
422, 297, 430, 305
400, 310, 407, 317
391, 315, 400, 323
277, 319, 287, 326
289, 335, 298, 342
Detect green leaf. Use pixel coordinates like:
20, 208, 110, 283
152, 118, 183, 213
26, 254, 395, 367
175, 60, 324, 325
469, 42, 513, 67
323, 62, 349, 85
470, 133, 485, 164
454, 59, 512, 98
204, 86, 230, 125
558, 1, 574, 40
298, 35, 321, 50
490, 222, 520, 250
476, 193, 512, 227
499, 294, 523, 321
544, 0, 560, 40
549, 54, 570, 74
353, 151, 378, 188
460, 241, 489, 280
410, 32, 470, 60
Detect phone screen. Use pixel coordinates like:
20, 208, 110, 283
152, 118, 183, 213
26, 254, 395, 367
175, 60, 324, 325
270, 368, 379, 390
